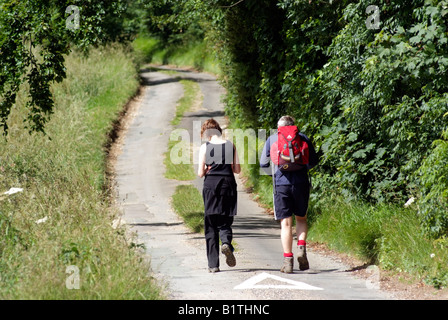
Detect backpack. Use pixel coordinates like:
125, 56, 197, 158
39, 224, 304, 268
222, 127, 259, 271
269, 126, 309, 171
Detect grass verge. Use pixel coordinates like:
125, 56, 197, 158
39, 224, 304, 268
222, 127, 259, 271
0, 44, 162, 299
163, 79, 201, 181
172, 185, 205, 233
308, 196, 448, 289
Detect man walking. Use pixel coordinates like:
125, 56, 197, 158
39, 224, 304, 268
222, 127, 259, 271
260, 116, 319, 273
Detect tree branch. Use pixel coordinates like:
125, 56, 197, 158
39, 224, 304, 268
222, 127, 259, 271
219, 0, 245, 9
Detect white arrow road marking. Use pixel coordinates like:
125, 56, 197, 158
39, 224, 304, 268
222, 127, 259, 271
234, 272, 324, 290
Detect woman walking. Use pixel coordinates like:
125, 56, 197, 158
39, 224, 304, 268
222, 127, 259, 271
198, 119, 240, 273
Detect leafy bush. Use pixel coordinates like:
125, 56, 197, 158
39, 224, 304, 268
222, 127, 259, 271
202, 0, 448, 237
418, 129, 448, 238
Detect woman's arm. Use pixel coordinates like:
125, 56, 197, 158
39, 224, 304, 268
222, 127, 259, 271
232, 144, 241, 174
198, 143, 209, 178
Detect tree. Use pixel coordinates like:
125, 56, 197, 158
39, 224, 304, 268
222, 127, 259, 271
0, 0, 130, 135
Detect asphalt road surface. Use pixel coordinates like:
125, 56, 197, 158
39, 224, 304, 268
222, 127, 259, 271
114, 66, 396, 300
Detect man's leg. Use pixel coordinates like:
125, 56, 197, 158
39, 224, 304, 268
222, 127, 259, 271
280, 216, 294, 273
280, 216, 294, 254
275, 185, 295, 273
296, 215, 309, 271
293, 181, 310, 271
296, 215, 308, 242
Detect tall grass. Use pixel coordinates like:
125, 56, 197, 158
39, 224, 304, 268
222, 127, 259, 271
172, 185, 204, 233
0, 44, 162, 299
132, 36, 161, 66
132, 35, 221, 75
308, 196, 448, 288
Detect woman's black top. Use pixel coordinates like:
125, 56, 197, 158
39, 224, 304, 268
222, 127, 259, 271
202, 140, 237, 216
205, 141, 235, 176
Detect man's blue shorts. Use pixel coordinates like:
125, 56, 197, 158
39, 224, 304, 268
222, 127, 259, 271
273, 182, 310, 220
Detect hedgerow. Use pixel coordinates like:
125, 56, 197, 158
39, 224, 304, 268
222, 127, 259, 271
202, 0, 448, 238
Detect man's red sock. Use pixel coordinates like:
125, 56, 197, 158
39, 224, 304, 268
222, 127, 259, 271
283, 252, 293, 258
298, 240, 306, 246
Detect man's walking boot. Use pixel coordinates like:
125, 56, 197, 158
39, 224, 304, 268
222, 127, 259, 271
280, 256, 294, 273
297, 245, 309, 271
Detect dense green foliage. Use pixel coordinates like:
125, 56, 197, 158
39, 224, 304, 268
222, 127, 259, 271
145, 0, 448, 239
141, 0, 206, 45
0, 0, 136, 134
214, 0, 448, 237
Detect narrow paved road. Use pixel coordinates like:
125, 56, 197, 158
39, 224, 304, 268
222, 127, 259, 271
114, 66, 396, 300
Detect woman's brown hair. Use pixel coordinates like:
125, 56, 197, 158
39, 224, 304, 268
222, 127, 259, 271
201, 118, 222, 138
